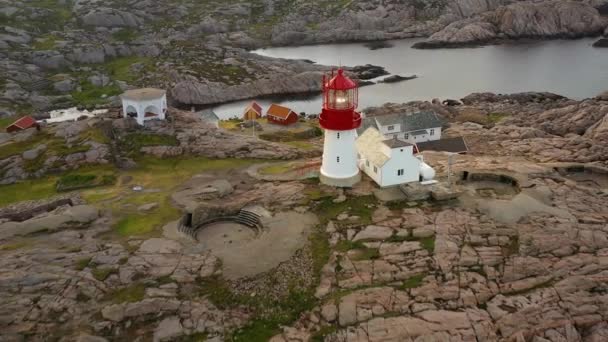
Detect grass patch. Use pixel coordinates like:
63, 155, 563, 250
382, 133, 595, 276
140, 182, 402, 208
284, 140, 316, 150
0, 241, 31, 251
178, 333, 208, 342
0, 131, 47, 160
32, 34, 58, 50
352, 247, 380, 261
335, 240, 366, 252
230, 289, 317, 342
112, 28, 139, 42
488, 112, 509, 124
0, 176, 58, 207
335, 240, 379, 260
259, 163, 292, 175
71, 81, 121, 107
119, 133, 179, 156
79, 127, 110, 144
91, 267, 117, 281
74, 257, 92, 271
400, 274, 425, 289
311, 325, 337, 342
219, 118, 244, 130
310, 226, 331, 276
105, 283, 146, 303
0, 116, 20, 130
314, 195, 377, 225
104, 56, 152, 83
420, 236, 435, 253
56, 173, 116, 192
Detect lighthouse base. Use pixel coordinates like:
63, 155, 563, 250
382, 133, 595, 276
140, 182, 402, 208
320, 172, 361, 188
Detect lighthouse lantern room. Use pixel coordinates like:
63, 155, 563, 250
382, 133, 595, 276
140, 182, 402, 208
319, 69, 362, 187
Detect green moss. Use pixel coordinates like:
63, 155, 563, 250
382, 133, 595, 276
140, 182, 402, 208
112, 28, 139, 42
314, 195, 377, 225
32, 35, 58, 50
311, 325, 337, 342
420, 236, 435, 253
335, 240, 366, 252
400, 274, 425, 289
105, 283, 146, 303
91, 267, 117, 281
178, 333, 208, 342
74, 257, 92, 271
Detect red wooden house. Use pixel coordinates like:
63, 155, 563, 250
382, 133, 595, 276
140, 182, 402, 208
5, 116, 39, 133
267, 104, 298, 126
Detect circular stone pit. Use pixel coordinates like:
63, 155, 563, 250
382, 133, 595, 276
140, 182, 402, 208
458, 171, 521, 199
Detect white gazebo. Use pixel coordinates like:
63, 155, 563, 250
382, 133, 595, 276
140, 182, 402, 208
120, 88, 167, 125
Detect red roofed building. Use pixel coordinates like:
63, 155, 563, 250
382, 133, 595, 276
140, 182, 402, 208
243, 101, 263, 120
266, 104, 298, 126
5, 116, 39, 133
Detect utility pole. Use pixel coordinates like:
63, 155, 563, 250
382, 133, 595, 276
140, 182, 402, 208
447, 153, 456, 188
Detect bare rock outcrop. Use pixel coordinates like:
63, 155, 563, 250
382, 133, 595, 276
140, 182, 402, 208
414, 1, 608, 48
171, 72, 323, 106
81, 8, 143, 28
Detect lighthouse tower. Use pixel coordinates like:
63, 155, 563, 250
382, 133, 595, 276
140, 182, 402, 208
319, 69, 362, 187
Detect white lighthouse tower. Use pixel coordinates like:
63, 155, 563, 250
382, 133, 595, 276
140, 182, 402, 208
319, 69, 362, 187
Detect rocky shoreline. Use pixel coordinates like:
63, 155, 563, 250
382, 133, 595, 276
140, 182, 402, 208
2, 0, 608, 115
412, 1, 608, 49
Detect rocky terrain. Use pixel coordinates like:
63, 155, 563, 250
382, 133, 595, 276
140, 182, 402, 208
0, 108, 307, 186
413, 0, 608, 48
2, 0, 607, 116
1, 91, 608, 341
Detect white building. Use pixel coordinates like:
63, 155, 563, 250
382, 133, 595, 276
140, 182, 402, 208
120, 88, 167, 125
356, 127, 435, 188
358, 111, 443, 144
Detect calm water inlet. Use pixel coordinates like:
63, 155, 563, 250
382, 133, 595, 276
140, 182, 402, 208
212, 38, 608, 119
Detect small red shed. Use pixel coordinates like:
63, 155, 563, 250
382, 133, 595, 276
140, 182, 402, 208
267, 104, 298, 126
5, 116, 39, 133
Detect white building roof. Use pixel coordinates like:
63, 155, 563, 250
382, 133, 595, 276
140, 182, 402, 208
120, 88, 166, 101
356, 127, 391, 167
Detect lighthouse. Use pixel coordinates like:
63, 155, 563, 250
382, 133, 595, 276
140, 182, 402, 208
319, 69, 362, 187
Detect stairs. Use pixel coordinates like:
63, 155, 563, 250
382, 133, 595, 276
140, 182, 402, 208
178, 209, 263, 241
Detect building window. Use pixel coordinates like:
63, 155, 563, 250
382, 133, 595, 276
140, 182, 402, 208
430, 129, 435, 136
366, 160, 369, 167
387, 125, 394, 131
373, 166, 378, 173
404, 133, 409, 139
398, 169, 404, 176
337, 156, 340, 163
337, 132, 340, 139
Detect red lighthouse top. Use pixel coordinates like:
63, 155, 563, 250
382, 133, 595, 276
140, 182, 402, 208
319, 68, 362, 131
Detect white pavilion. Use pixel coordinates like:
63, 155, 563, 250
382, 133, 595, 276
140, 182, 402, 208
120, 88, 167, 125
